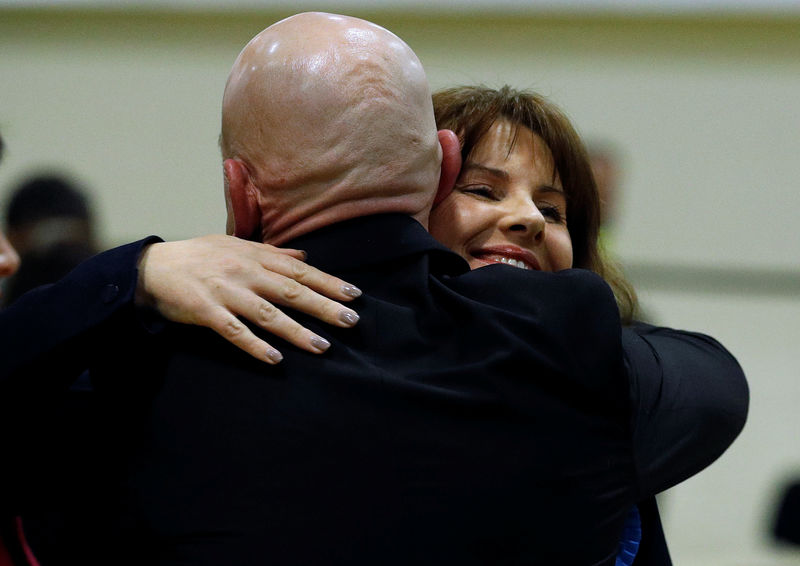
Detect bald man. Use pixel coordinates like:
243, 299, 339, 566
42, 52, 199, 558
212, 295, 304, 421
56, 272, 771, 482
2, 13, 746, 566
217, 13, 453, 246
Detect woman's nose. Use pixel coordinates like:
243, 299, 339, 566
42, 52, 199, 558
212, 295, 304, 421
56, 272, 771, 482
500, 199, 545, 242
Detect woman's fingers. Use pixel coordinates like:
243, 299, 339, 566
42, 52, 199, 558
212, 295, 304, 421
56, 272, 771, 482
270, 247, 307, 261
248, 269, 360, 329
205, 307, 286, 364
258, 248, 362, 303
201, 258, 360, 358
220, 289, 340, 357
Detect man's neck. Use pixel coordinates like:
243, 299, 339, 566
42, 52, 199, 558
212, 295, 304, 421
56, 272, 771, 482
261, 200, 431, 246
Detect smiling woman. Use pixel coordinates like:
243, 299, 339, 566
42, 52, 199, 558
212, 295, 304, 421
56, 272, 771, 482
429, 119, 574, 273
432, 85, 638, 322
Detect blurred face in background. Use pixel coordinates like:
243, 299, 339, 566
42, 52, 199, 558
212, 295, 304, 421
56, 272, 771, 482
429, 120, 573, 272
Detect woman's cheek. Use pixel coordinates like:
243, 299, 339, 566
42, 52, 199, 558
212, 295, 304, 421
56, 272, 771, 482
429, 199, 461, 248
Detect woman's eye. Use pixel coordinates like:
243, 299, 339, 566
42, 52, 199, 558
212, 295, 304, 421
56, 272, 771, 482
461, 186, 496, 200
539, 204, 565, 223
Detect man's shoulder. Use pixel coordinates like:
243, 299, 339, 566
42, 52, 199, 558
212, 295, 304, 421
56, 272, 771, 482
435, 265, 625, 397
445, 265, 617, 316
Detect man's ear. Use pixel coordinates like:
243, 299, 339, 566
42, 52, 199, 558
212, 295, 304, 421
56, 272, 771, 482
223, 158, 261, 240
433, 129, 461, 207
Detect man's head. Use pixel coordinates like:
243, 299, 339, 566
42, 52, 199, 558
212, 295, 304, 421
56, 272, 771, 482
4, 174, 95, 257
220, 12, 460, 244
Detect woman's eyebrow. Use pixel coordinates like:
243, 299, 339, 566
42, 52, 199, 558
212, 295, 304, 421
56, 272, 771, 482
462, 162, 510, 181
464, 162, 564, 194
538, 184, 564, 195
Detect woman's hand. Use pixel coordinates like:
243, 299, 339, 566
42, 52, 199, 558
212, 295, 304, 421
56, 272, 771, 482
135, 235, 361, 364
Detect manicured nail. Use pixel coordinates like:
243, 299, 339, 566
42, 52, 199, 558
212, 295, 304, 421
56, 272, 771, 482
338, 309, 359, 326
341, 284, 362, 298
266, 348, 283, 363
297, 250, 308, 261
310, 335, 331, 353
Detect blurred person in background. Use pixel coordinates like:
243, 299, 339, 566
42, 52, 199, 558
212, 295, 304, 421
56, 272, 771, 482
586, 141, 657, 329
587, 141, 626, 274
0, 232, 19, 295
587, 141, 622, 233
0, 136, 21, 300
1, 174, 97, 307
0, 231, 19, 296
774, 479, 800, 546
0, 137, 100, 566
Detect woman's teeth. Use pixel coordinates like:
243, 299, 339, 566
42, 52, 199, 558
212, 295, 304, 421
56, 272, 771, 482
497, 257, 530, 270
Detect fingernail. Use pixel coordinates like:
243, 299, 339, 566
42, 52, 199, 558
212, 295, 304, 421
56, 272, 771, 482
310, 335, 331, 353
338, 309, 359, 326
298, 250, 308, 261
341, 284, 362, 298
266, 348, 283, 363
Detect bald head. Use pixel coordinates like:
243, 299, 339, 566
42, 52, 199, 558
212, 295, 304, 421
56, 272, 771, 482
220, 12, 447, 244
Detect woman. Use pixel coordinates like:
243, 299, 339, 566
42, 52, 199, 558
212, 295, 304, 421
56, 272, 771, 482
433, 86, 646, 564
430, 85, 647, 565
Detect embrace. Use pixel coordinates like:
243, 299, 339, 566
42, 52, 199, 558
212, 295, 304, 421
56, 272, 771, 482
0, 12, 747, 566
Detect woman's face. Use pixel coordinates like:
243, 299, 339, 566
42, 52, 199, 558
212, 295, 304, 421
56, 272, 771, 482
430, 120, 573, 272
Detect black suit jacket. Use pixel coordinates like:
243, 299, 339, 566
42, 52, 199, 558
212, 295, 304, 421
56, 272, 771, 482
0, 215, 747, 565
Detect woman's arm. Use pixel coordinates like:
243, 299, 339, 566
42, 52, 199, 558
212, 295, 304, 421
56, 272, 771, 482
136, 235, 361, 363
0, 238, 156, 389
0, 235, 361, 389
624, 322, 749, 496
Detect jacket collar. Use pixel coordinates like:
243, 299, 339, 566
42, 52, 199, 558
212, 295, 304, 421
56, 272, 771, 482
284, 213, 469, 276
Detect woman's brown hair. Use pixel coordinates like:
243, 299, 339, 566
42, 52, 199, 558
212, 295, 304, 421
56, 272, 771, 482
432, 85, 638, 322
